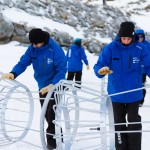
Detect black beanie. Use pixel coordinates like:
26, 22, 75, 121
118, 22, 135, 38
29, 28, 47, 44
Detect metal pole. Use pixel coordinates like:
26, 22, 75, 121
103, 0, 107, 5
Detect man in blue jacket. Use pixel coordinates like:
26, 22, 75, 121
94, 22, 150, 150
1, 28, 66, 149
66, 38, 89, 87
135, 29, 150, 106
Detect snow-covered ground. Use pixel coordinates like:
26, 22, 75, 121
0, 0, 150, 149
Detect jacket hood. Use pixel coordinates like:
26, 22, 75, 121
135, 29, 145, 35
135, 29, 145, 41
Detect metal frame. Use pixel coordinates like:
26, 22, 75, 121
40, 79, 115, 150
0, 76, 34, 146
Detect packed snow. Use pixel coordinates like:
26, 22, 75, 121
0, 0, 150, 149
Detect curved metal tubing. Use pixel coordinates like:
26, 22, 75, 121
0, 77, 34, 146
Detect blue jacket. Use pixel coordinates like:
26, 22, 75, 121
141, 40, 150, 74
135, 29, 150, 74
142, 40, 150, 47
135, 29, 150, 48
11, 38, 67, 90
66, 44, 88, 72
94, 37, 150, 103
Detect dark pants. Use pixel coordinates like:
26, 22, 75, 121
112, 101, 142, 150
67, 71, 82, 85
140, 73, 146, 105
39, 92, 56, 148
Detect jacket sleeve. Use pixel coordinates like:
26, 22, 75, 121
93, 45, 112, 78
81, 48, 89, 65
51, 42, 67, 84
142, 45, 150, 77
147, 42, 150, 50
11, 46, 32, 77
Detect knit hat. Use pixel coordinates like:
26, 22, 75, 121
74, 38, 82, 46
118, 22, 135, 38
29, 28, 46, 44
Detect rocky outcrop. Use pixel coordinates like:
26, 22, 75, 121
0, 0, 136, 53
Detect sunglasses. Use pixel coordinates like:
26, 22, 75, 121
138, 35, 144, 38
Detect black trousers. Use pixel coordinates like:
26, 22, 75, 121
39, 92, 56, 148
140, 73, 147, 105
112, 101, 142, 150
67, 71, 82, 85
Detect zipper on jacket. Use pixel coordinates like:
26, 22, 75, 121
128, 54, 132, 68
43, 56, 46, 70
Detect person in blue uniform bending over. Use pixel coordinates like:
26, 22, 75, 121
94, 21, 150, 150
66, 38, 89, 86
135, 29, 150, 106
1, 28, 66, 150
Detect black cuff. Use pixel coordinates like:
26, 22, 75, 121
10, 72, 17, 79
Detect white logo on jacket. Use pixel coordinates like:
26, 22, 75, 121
48, 48, 53, 52
47, 58, 53, 64
136, 45, 142, 49
133, 57, 139, 63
